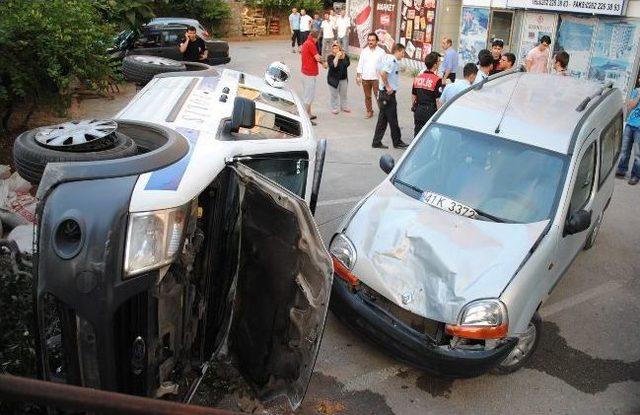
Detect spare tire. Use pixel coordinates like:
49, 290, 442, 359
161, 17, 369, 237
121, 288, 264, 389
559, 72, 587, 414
122, 55, 186, 85
13, 119, 137, 185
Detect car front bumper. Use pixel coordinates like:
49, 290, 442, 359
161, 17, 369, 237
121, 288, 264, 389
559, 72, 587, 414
330, 278, 518, 378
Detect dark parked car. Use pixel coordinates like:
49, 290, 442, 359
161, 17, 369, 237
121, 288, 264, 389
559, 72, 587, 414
110, 22, 230, 66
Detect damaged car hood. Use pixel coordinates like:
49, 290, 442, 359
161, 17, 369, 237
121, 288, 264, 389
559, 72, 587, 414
344, 180, 549, 324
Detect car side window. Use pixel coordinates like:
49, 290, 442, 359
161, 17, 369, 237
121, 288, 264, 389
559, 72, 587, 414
243, 153, 309, 198
599, 113, 623, 186
161, 31, 180, 45
569, 142, 596, 215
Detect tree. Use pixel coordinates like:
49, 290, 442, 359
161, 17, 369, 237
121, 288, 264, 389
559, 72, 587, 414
0, 0, 115, 131
96, 0, 156, 31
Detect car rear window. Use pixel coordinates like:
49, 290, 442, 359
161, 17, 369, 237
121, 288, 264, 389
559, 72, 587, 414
237, 85, 298, 115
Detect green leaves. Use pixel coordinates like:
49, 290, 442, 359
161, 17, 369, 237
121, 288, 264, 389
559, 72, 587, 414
0, 0, 115, 124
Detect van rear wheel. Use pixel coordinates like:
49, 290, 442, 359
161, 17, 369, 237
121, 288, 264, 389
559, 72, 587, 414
493, 312, 541, 374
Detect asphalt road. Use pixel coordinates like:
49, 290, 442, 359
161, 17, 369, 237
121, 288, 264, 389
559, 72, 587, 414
82, 39, 640, 414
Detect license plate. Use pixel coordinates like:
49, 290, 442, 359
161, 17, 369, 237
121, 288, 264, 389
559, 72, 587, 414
420, 191, 477, 219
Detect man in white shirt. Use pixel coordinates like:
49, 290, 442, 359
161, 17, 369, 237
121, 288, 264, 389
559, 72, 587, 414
299, 9, 313, 44
356, 33, 386, 118
439, 63, 478, 107
321, 12, 335, 56
336, 9, 351, 51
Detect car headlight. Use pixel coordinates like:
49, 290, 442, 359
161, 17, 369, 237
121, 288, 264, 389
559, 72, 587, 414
329, 233, 359, 285
445, 299, 508, 339
459, 299, 507, 326
124, 203, 190, 277
329, 233, 356, 270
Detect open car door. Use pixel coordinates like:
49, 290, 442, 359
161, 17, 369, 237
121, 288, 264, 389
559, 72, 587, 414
229, 162, 333, 410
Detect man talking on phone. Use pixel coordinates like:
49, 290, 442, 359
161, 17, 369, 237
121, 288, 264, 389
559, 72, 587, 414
180, 26, 208, 62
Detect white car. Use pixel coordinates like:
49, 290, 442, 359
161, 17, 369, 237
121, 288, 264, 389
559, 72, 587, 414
329, 70, 623, 377
12, 64, 332, 409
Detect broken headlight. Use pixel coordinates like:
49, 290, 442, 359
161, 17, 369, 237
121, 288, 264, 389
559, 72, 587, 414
124, 203, 190, 278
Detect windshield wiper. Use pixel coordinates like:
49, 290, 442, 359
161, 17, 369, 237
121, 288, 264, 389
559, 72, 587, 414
473, 208, 508, 223
392, 178, 423, 194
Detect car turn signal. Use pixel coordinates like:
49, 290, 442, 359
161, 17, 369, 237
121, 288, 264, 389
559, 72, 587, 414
332, 256, 359, 286
444, 323, 508, 340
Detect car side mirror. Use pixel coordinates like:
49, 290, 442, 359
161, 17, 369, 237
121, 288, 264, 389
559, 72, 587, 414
379, 154, 395, 174
230, 97, 256, 133
565, 209, 591, 235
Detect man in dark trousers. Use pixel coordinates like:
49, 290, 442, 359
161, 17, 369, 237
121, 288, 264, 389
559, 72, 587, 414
372, 43, 409, 149
412, 52, 442, 137
179, 26, 208, 62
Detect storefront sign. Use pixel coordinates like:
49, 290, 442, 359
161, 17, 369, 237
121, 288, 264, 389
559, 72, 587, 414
349, 0, 374, 50
399, 0, 437, 62
506, 0, 626, 16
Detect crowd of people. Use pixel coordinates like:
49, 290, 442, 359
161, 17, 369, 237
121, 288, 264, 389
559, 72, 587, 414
288, 9, 638, 181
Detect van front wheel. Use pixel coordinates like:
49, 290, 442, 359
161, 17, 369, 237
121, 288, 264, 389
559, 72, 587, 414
493, 312, 541, 374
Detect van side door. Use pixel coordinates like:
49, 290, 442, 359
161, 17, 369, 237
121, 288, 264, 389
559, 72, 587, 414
554, 137, 598, 274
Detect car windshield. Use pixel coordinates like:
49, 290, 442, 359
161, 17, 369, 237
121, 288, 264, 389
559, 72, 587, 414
237, 85, 298, 115
393, 124, 567, 223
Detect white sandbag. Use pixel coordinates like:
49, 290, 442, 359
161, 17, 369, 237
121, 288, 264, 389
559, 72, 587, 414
7, 224, 34, 254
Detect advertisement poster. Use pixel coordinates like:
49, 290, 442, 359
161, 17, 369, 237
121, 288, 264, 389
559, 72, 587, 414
518, 12, 557, 64
373, 0, 399, 52
555, 15, 597, 79
399, 0, 437, 61
458, 7, 489, 64
349, 0, 374, 50
589, 19, 640, 95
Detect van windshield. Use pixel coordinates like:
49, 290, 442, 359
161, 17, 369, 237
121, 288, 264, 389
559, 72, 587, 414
237, 85, 298, 115
393, 124, 568, 224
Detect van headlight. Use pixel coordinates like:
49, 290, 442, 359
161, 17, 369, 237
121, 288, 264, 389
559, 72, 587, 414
459, 300, 507, 326
329, 233, 356, 270
124, 203, 190, 277
445, 299, 508, 339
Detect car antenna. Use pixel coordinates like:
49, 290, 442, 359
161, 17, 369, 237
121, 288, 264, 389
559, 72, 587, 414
494, 73, 523, 134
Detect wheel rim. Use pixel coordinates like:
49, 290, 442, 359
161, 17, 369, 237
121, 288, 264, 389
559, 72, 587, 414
35, 119, 118, 151
500, 322, 537, 367
131, 55, 179, 66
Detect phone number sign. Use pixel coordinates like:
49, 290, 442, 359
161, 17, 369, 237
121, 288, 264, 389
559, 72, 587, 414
507, 0, 627, 16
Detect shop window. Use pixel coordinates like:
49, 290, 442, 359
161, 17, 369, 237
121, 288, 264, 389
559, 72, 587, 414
489, 11, 514, 49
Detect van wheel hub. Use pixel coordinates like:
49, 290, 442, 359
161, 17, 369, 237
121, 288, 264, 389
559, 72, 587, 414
34, 119, 119, 152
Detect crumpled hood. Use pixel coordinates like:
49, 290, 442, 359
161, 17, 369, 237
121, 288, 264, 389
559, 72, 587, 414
344, 180, 548, 324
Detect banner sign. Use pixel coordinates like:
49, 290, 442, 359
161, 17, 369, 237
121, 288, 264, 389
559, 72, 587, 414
517, 12, 557, 65
507, 0, 626, 16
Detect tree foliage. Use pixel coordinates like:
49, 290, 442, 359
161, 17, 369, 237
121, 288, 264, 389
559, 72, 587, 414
245, 0, 324, 14
154, 0, 231, 29
0, 0, 115, 130
96, 0, 156, 31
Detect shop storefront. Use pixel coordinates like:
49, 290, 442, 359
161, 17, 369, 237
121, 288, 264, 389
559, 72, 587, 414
346, 0, 463, 71
459, 0, 640, 95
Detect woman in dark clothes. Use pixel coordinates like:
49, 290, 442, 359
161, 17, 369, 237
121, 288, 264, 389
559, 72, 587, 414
327, 42, 351, 114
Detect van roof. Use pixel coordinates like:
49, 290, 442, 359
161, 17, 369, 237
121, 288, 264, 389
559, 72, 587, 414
437, 73, 605, 154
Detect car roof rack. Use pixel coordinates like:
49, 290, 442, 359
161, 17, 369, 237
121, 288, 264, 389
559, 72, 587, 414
575, 81, 614, 112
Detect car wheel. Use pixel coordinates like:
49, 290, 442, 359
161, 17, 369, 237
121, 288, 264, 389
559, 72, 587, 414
583, 212, 603, 250
122, 55, 186, 85
493, 312, 541, 374
13, 119, 137, 185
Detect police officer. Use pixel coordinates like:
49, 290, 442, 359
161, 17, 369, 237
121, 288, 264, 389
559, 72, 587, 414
411, 52, 442, 137
372, 43, 409, 149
